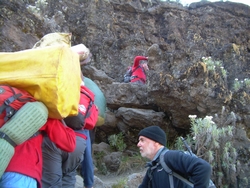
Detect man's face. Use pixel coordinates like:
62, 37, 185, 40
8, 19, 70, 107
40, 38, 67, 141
137, 136, 157, 160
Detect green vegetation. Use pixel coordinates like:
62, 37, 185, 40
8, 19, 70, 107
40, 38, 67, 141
233, 78, 250, 92
94, 133, 145, 177
202, 56, 227, 79
174, 107, 238, 187
244, 78, 250, 89
200, 56, 250, 93
233, 79, 240, 91
233, 78, 242, 92
220, 67, 227, 79
108, 132, 127, 152
111, 178, 128, 188
117, 153, 147, 175
26, 0, 48, 19
94, 151, 108, 175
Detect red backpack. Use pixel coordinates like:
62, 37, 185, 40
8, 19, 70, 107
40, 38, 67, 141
79, 85, 98, 130
64, 85, 98, 130
0, 85, 36, 128
123, 66, 141, 83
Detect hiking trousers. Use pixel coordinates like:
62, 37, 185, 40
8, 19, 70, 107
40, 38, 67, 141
42, 134, 86, 188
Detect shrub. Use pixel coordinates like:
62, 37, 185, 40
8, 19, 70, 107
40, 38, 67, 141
244, 78, 250, 89
233, 78, 242, 91
174, 108, 238, 187
111, 178, 128, 188
108, 132, 127, 152
94, 151, 108, 175
202, 57, 227, 79
117, 153, 147, 175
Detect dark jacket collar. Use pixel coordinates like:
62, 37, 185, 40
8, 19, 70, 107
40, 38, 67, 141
146, 146, 165, 167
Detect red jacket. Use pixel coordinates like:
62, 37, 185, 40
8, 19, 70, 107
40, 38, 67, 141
131, 56, 148, 84
5, 118, 76, 188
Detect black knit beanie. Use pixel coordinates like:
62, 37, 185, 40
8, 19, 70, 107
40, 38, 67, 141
138, 125, 166, 146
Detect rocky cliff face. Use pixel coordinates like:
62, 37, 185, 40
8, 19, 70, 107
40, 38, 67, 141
1, 0, 250, 187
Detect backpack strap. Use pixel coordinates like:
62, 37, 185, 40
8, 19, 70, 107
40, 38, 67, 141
130, 65, 141, 76
130, 65, 146, 83
131, 65, 140, 75
74, 131, 87, 140
80, 90, 94, 122
0, 93, 22, 121
0, 85, 33, 122
160, 149, 174, 188
148, 163, 158, 188
0, 131, 17, 147
160, 149, 194, 188
0, 130, 42, 147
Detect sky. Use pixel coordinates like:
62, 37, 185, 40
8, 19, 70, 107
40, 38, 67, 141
179, 0, 250, 6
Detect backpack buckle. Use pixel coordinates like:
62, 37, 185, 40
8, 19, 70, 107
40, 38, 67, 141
4, 96, 16, 106
130, 75, 138, 80
0, 131, 17, 147
0, 131, 6, 139
6, 108, 15, 118
4, 93, 22, 106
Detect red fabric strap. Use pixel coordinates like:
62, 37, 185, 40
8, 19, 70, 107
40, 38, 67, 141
75, 132, 87, 140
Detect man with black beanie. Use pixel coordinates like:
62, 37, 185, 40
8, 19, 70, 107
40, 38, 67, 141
137, 125, 212, 188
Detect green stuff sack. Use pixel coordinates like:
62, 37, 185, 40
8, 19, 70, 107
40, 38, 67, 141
0, 101, 48, 178
0, 139, 14, 178
1, 101, 48, 144
83, 77, 106, 126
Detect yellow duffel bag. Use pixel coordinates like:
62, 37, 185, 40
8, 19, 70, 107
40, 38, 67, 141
0, 45, 81, 119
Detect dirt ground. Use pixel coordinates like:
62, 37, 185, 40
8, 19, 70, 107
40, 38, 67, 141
75, 170, 145, 188
74, 173, 129, 188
